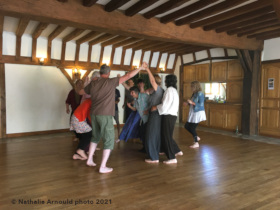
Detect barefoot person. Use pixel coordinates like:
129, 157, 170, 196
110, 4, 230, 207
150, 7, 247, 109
144, 65, 164, 163
70, 99, 92, 160
156, 74, 182, 164
80, 64, 145, 173
184, 81, 206, 148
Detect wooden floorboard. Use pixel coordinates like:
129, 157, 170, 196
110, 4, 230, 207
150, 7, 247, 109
1, 125, 280, 209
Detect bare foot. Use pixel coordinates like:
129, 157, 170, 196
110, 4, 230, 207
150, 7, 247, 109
99, 167, 113, 173
86, 159, 96, 167
73, 138, 79, 141
163, 159, 177, 164
197, 136, 201, 141
115, 139, 120, 143
96, 147, 101, 150
73, 154, 86, 160
76, 149, 87, 159
175, 151, 183, 156
145, 159, 159, 163
190, 142, 199, 148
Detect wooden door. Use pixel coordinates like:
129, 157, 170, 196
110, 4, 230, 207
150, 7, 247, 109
195, 63, 210, 82
183, 83, 192, 100
211, 61, 227, 82
182, 105, 189, 123
227, 60, 244, 80
262, 64, 280, 99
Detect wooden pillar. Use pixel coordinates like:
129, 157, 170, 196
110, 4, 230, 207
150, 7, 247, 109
237, 50, 261, 135
0, 63, 6, 138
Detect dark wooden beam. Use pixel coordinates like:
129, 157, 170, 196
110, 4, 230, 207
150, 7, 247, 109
49, 25, 66, 41
0, 63, 6, 138
248, 28, 280, 39
87, 44, 92, 65
32, 23, 49, 39
130, 50, 135, 69
59, 67, 74, 87
83, 0, 98, 7
16, 18, 29, 60
0, 16, 3, 60
227, 19, 280, 36
99, 46, 104, 65
175, 0, 245, 26
89, 34, 116, 46
160, 0, 218, 24
76, 31, 102, 44
110, 47, 116, 66
0, 0, 263, 50
124, 40, 154, 51
143, 0, 190, 19
273, 0, 280, 20
101, 36, 128, 47
75, 44, 80, 66
237, 50, 261, 136
215, 12, 277, 33
104, 0, 130, 12
63, 29, 85, 42
156, 52, 162, 70
190, 1, 273, 28
113, 37, 142, 48
203, 6, 274, 32
125, 0, 159, 17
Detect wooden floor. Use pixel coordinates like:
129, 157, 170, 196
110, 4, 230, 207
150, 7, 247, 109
1, 125, 280, 210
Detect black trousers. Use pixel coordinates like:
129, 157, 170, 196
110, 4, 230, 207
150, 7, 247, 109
139, 121, 147, 151
184, 122, 199, 142
76, 131, 92, 150
161, 115, 181, 160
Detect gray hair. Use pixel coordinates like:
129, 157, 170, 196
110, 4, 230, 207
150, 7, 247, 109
100, 64, 111, 75
91, 71, 100, 80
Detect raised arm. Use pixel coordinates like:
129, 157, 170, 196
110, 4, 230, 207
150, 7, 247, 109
122, 82, 130, 90
146, 67, 158, 91
119, 62, 147, 84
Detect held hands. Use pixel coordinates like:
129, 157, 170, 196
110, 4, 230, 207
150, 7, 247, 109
66, 109, 70, 114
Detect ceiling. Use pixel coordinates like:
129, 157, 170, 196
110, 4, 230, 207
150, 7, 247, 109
0, 0, 279, 65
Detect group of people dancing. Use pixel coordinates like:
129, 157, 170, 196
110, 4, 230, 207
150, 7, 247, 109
65, 61, 206, 173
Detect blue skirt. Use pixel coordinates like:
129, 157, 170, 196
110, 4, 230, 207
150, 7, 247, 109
119, 111, 141, 142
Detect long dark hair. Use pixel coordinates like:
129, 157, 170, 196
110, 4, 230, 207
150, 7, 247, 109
165, 74, 177, 89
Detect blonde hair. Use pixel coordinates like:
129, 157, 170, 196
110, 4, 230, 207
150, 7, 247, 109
191, 81, 202, 93
154, 74, 162, 85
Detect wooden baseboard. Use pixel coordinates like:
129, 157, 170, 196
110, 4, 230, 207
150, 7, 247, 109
5, 129, 71, 138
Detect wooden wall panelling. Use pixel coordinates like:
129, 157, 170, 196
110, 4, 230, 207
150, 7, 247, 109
227, 60, 244, 80
209, 104, 225, 128
183, 83, 192, 100
262, 63, 280, 98
183, 65, 196, 82
182, 105, 189, 123
226, 81, 243, 103
225, 105, 242, 131
199, 103, 209, 126
211, 61, 227, 82
0, 63, 6, 138
195, 63, 210, 82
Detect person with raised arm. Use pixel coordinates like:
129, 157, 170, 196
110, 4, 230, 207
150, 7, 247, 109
79, 63, 145, 173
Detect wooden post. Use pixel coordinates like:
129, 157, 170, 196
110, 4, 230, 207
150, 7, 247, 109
237, 50, 261, 135
0, 63, 6, 138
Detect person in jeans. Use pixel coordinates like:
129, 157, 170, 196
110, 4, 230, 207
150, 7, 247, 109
184, 81, 206, 148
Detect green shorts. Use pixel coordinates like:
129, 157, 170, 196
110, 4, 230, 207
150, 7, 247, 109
91, 114, 115, 150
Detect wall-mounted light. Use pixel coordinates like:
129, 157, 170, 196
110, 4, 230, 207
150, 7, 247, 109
133, 65, 138, 70
160, 67, 165, 72
38, 57, 45, 65
72, 68, 81, 80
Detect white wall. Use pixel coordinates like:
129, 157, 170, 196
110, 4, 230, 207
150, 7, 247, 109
262, 38, 280, 61
5, 64, 71, 134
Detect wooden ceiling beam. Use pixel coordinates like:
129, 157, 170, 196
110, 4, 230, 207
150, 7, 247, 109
273, 0, 280, 20
113, 37, 142, 48
238, 24, 280, 37
125, 0, 159, 17
190, 0, 273, 28
104, 0, 130, 12
32, 23, 49, 39
63, 29, 85, 42
175, 0, 246, 26
124, 40, 155, 50
248, 28, 280, 39
143, 0, 190, 19
89, 34, 116, 46
83, 0, 98, 7
48, 25, 66, 41
0, 0, 263, 50
215, 12, 277, 33
203, 6, 274, 31
134, 41, 164, 51
160, 0, 218, 24
227, 20, 280, 36
16, 18, 29, 36
101, 36, 128, 47
76, 31, 103, 44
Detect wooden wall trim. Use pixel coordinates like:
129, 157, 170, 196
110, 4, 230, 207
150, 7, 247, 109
6, 129, 71, 138
183, 56, 238, 66
0, 63, 6, 138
